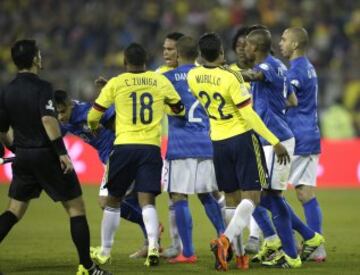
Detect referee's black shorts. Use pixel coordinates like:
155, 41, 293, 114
9, 147, 82, 202
212, 130, 268, 193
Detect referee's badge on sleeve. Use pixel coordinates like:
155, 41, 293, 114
45, 100, 55, 111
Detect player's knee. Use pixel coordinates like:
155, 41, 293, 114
295, 185, 315, 204
62, 196, 86, 217
138, 192, 155, 207
170, 193, 187, 203
7, 200, 28, 220
98, 196, 107, 210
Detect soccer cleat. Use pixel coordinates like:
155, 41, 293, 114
308, 244, 326, 262
210, 234, 230, 271
245, 236, 261, 254
129, 244, 148, 258
160, 245, 181, 258
168, 253, 198, 264
76, 264, 112, 275
262, 252, 301, 268
300, 233, 325, 261
251, 237, 281, 263
144, 247, 160, 267
90, 246, 111, 265
235, 255, 249, 270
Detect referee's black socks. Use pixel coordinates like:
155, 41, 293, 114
70, 215, 93, 269
0, 210, 18, 243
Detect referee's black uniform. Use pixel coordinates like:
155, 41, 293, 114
0, 72, 81, 201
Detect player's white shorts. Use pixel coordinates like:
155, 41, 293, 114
288, 155, 319, 187
163, 158, 218, 194
99, 164, 109, 197
262, 138, 295, 191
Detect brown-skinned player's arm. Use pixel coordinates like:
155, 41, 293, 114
241, 69, 264, 82
87, 102, 107, 132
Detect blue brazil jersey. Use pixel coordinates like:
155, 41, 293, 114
286, 56, 321, 155
61, 101, 115, 164
251, 55, 293, 145
164, 64, 213, 160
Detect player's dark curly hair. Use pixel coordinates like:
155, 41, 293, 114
11, 39, 39, 70
232, 26, 250, 51
198, 32, 222, 62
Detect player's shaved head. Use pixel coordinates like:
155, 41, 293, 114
285, 27, 309, 50
246, 29, 272, 53
124, 43, 147, 66
176, 36, 198, 61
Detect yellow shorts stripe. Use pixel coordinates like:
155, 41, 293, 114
251, 134, 268, 188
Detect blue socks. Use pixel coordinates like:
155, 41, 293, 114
253, 206, 276, 238
174, 200, 194, 257
285, 201, 315, 240
303, 198, 323, 233
121, 197, 147, 239
199, 194, 225, 235
268, 196, 298, 259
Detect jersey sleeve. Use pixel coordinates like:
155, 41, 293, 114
95, 77, 116, 109
100, 105, 115, 129
161, 76, 181, 105
256, 63, 275, 83
287, 69, 301, 93
39, 82, 57, 117
228, 73, 251, 106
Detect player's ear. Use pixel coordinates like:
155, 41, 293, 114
292, 41, 299, 50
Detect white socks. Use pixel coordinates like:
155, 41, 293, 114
142, 205, 160, 249
101, 206, 121, 256
217, 195, 226, 224
224, 199, 255, 242
225, 207, 244, 256
168, 200, 182, 249
249, 216, 261, 239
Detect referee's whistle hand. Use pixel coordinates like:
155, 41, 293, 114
273, 143, 291, 165
59, 155, 74, 174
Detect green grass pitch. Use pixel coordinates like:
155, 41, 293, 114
0, 185, 359, 274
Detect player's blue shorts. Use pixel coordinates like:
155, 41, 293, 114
107, 144, 162, 198
212, 131, 268, 192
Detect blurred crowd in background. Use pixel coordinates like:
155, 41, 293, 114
0, 0, 359, 138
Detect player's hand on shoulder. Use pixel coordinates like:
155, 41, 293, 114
273, 142, 290, 165
95, 76, 108, 89
59, 154, 74, 174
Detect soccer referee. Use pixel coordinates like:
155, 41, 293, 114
0, 40, 111, 275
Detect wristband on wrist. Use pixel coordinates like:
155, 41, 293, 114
51, 137, 67, 156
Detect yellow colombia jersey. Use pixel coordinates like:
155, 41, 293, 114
95, 71, 182, 146
187, 65, 252, 141
155, 65, 175, 74
229, 63, 251, 90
